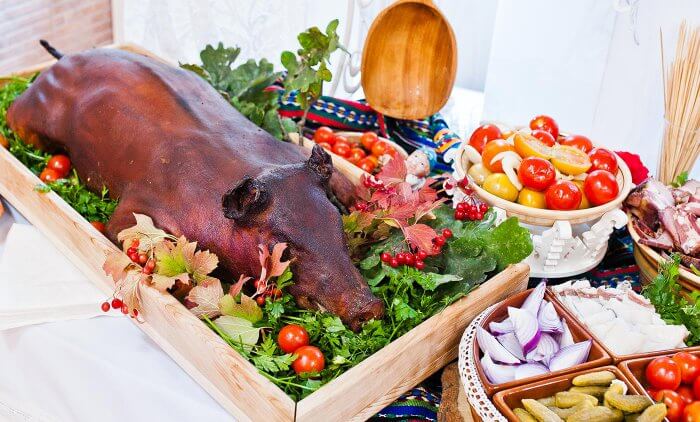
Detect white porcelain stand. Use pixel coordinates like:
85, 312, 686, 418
524, 208, 628, 278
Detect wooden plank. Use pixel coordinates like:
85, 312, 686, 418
0, 141, 296, 421
1, 44, 531, 421
296, 263, 529, 422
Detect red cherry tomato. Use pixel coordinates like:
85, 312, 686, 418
332, 141, 351, 158
545, 180, 582, 210
529, 115, 559, 139
277, 324, 310, 354
39, 167, 61, 183
317, 142, 332, 151
685, 401, 700, 422
90, 221, 106, 233
292, 345, 325, 375
358, 156, 378, 173
695, 377, 700, 401
678, 385, 696, 404
313, 126, 334, 144
371, 141, 389, 157
560, 134, 593, 153
652, 390, 686, 422
518, 157, 556, 191
583, 170, 619, 206
646, 356, 682, 391
530, 129, 556, 147
360, 132, 378, 150
674, 352, 700, 385
348, 147, 367, 164
588, 148, 618, 173
47, 154, 71, 177
468, 124, 502, 153
332, 135, 348, 146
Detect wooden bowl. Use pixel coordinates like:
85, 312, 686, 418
493, 365, 643, 420
474, 288, 612, 396
452, 138, 634, 227
287, 131, 408, 187
361, 0, 457, 119
548, 288, 699, 363
628, 218, 700, 292
619, 350, 700, 400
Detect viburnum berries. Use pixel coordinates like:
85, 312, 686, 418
377, 227, 454, 272
100, 301, 110, 312
452, 177, 489, 221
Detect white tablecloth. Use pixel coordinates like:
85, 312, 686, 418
0, 201, 233, 422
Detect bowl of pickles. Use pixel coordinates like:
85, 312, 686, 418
493, 366, 667, 421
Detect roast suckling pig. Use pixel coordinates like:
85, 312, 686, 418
7, 45, 384, 331
625, 177, 700, 263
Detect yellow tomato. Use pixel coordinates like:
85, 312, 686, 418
550, 145, 592, 175
468, 163, 492, 185
483, 173, 519, 202
513, 133, 553, 159
517, 188, 546, 208
573, 180, 591, 209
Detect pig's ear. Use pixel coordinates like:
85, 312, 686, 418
306, 144, 333, 183
222, 176, 269, 221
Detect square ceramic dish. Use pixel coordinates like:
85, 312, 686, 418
474, 288, 612, 396
493, 365, 642, 420
619, 350, 700, 397
548, 287, 699, 363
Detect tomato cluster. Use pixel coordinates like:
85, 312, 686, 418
277, 324, 325, 375
645, 352, 700, 421
467, 115, 621, 211
312, 126, 397, 174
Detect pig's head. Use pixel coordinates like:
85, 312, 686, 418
222, 144, 384, 331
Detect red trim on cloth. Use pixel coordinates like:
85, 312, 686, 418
377, 113, 388, 137
590, 264, 639, 277
278, 110, 356, 130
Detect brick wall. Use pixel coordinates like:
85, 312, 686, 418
0, 0, 113, 74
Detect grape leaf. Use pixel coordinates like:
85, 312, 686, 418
214, 315, 261, 347
483, 217, 533, 271
154, 236, 218, 283
115, 270, 146, 313
219, 294, 263, 323
186, 278, 224, 319
377, 156, 407, 186
180, 239, 219, 282
150, 273, 190, 292
117, 213, 170, 251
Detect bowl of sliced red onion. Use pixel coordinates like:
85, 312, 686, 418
473, 281, 612, 396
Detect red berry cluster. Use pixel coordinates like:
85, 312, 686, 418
100, 297, 138, 318
254, 279, 282, 306
354, 200, 369, 212
454, 201, 488, 221
126, 239, 156, 275
379, 229, 452, 271
453, 178, 489, 221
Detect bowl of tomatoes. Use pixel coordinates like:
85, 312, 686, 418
306, 126, 408, 175
453, 115, 633, 226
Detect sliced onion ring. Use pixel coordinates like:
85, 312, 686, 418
508, 306, 541, 354
497, 332, 525, 361
480, 352, 516, 385
514, 362, 549, 380
522, 281, 546, 316
489, 318, 514, 335
477, 326, 521, 364
548, 340, 591, 372
538, 300, 563, 333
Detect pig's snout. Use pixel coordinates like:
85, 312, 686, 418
348, 296, 384, 332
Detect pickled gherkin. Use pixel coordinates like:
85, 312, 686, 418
567, 406, 624, 422
547, 400, 594, 419
569, 386, 609, 399
636, 403, 667, 422
604, 381, 627, 408
572, 371, 616, 387
603, 393, 652, 413
537, 396, 556, 407
522, 399, 564, 422
513, 407, 538, 422
555, 391, 598, 408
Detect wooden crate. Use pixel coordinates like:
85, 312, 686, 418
0, 44, 530, 421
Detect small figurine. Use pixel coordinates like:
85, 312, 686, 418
406, 147, 436, 187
